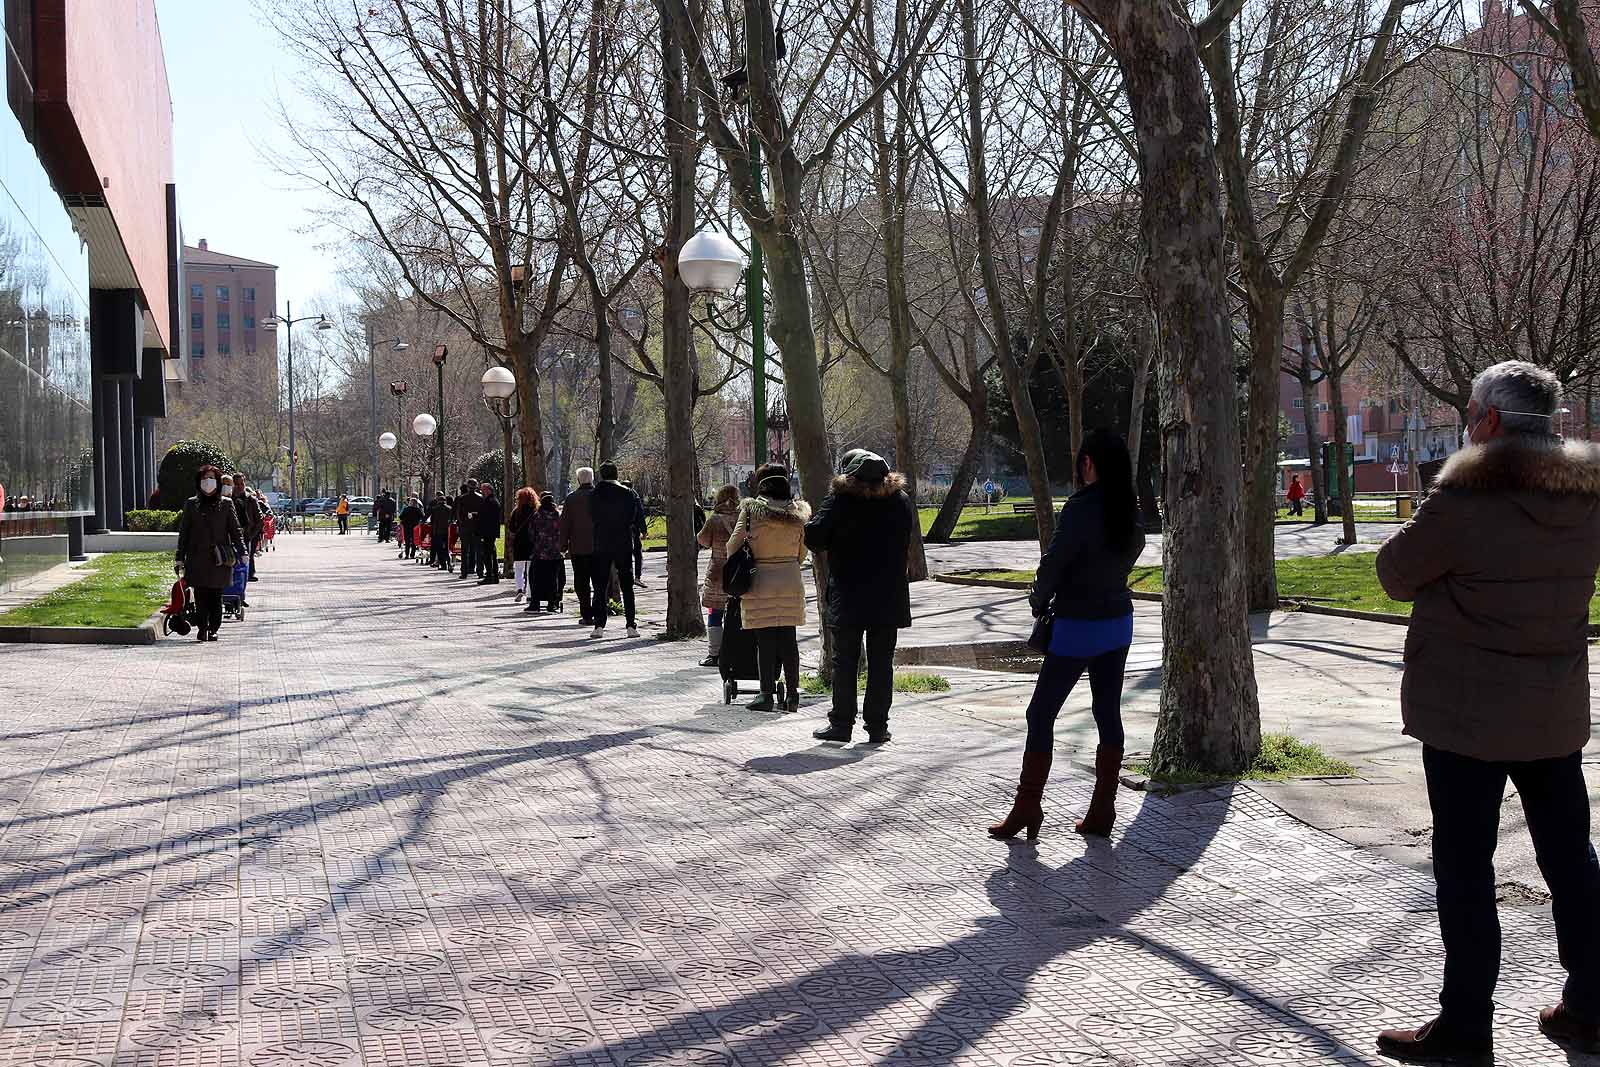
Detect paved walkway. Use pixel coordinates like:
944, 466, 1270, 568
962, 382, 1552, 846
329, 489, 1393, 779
0, 535, 1592, 1066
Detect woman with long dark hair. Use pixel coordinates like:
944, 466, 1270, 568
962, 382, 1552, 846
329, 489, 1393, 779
989, 428, 1145, 840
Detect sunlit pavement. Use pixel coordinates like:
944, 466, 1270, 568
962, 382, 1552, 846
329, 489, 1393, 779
0, 533, 1591, 1066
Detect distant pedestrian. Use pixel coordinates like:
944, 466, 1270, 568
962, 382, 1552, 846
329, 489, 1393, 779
399, 496, 424, 558
588, 462, 646, 639
427, 492, 453, 569
475, 482, 502, 586
456, 480, 479, 579
376, 490, 397, 542
508, 487, 537, 601
561, 468, 598, 626
989, 428, 1144, 841
804, 450, 916, 744
1374, 361, 1600, 1064
176, 464, 244, 643
696, 485, 741, 667
726, 464, 810, 712
529, 493, 565, 613
229, 474, 263, 588
335, 495, 351, 534
1287, 473, 1307, 517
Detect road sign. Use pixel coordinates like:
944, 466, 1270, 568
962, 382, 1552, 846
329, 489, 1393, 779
1388, 463, 1407, 475
1390, 444, 1401, 461
984, 480, 995, 496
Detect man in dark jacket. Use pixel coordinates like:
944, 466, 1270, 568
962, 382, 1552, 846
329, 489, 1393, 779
427, 493, 453, 569
376, 491, 397, 543
588, 462, 646, 638
229, 474, 263, 589
804, 450, 917, 744
455, 480, 479, 579
560, 467, 598, 625
398, 496, 425, 558
1374, 361, 1600, 1063
475, 482, 503, 585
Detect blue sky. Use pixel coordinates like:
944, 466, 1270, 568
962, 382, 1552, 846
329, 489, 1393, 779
155, 0, 339, 310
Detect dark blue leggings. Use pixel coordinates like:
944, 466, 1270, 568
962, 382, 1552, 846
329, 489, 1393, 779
1024, 645, 1130, 753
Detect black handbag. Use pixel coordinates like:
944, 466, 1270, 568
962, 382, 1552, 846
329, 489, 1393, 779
722, 542, 756, 598
1026, 611, 1054, 654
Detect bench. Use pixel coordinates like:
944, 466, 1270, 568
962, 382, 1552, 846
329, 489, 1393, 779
1009, 502, 1036, 515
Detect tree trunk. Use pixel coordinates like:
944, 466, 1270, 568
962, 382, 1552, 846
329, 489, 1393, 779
1242, 289, 1283, 610
1059, 348, 1085, 482
1084, 0, 1261, 775
927, 389, 987, 542
1329, 365, 1357, 546
595, 295, 617, 462
1296, 323, 1328, 525
1127, 315, 1154, 474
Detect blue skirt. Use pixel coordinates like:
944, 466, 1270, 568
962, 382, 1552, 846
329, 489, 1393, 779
1049, 612, 1134, 658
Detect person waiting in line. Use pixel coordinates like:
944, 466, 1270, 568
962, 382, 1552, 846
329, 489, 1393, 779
560, 467, 598, 626
804, 450, 916, 744
1374, 361, 1600, 1064
176, 464, 244, 643
508, 487, 537, 602
726, 464, 810, 712
398, 496, 424, 559
989, 428, 1145, 841
229, 474, 263, 592
529, 492, 565, 614
427, 492, 453, 570
475, 481, 503, 586
588, 462, 646, 639
1287, 473, 1307, 517
335, 495, 351, 534
696, 485, 741, 667
376, 490, 397, 543
455, 480, 480, 579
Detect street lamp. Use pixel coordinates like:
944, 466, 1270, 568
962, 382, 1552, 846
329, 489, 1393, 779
388, 380, 410, 499
367, 334, 408, 503
482, 365, 519, 578
1559, 406, 1572, 438
379, 430, 399, 544
679, 228, 768, 468
432, 344, 448, 495
262, 303, 334, 506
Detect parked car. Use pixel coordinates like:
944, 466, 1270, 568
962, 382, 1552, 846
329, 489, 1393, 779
262, 492, 289, 511
300, 498, 331, 515
348, 496, 375, 515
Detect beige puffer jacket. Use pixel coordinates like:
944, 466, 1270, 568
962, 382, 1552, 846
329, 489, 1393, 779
726, 496, 812, 629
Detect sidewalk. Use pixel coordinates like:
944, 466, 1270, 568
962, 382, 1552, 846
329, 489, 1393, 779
0, 534, 1590, 1066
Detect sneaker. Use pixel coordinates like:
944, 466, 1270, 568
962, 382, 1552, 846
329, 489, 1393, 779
514, 590, 525, 602
626, 625, 640, 638
1540, 1003, 1600, 1053
1377, 1019, 1493, 1066
590, 627, 604, 639
248, 575, 259, 582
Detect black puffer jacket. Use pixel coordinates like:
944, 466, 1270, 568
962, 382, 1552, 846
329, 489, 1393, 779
475, 493, 503, 540
1033, 482, 1145, 620
804, 472, 917, 629
591, 481, 646, 556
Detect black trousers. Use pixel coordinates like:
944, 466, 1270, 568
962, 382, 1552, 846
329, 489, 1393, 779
533, 557, 565, 608
337, 513, 349, 533
1024, 645, 1130, 753
830, 625, 899, 727
479, 537, 499, 581
756, 626, 800, 697
378, 516, 393, 542
590, 552, 634, 627
459, 532, 476, 576
1424, 745, 1600, 1036
194, 586, 223, 635
248, 537, 260, 576
429, 534, 447, 569
399, 524, 417, 557
571, 554, 594, 621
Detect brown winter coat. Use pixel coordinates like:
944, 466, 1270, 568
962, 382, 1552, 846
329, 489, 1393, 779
1376, 435, 1600, 762
177, 492, 243, 590
697, 504, 740, 612
726, 496, 812, 629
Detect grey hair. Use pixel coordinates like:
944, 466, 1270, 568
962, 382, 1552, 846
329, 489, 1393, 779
1471, 360, 1561, 436
576, 466, 594, 485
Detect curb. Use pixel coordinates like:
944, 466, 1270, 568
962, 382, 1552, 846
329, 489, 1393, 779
930, 574, 1029, 590
0, 610, 162, 646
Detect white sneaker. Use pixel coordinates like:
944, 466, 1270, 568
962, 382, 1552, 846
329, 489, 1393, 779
590, 627, 604, 639
626, 625, 640, 638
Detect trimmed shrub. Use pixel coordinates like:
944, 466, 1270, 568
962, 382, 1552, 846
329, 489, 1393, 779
467, 449, 505, 492
155, 440, 235, 509
126, 509, 182, 532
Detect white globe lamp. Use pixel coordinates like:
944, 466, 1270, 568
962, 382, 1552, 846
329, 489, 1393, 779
481, 365, 516, 399
378, 432, 397, 450
412, 413, 437, 437
678, 230, 745, 293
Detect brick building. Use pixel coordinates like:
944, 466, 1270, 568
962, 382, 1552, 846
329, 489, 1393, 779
180, 240, 277, 386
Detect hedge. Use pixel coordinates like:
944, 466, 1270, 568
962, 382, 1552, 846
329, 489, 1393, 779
126, 509, 183, 532
156, 440, 235, 509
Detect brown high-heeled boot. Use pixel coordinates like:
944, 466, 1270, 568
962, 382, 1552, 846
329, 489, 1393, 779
989, 751, 1052, 840
1074, 745, 1123, 837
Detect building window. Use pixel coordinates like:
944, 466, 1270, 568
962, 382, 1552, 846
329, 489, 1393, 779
1292, 397, 1305, 409
191, 312, 203, 330
243, 315, 255, 330
218, 312, 230, 331
216, 286, 229, 302
242, 287, 255, 302
189, 283, 203, 300
1019, 226, 1042, 239
217, 339, 230, 355
191, 340, 204, 357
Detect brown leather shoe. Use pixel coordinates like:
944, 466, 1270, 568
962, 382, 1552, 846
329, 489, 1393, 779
1540, 1002, 1600, 1053
989, 751, 1052, 840
1074, 745, 1123, 837
1376, 1018, 1493, 1065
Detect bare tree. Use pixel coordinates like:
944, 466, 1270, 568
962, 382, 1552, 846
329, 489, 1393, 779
1517, 0, 1600, 141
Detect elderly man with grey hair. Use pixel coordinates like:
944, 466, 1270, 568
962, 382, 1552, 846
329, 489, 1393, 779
560, 467, 598, 626
1375, 361, 1600, 1063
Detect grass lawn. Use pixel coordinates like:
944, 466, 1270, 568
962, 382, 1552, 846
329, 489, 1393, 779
799, 670, 951, 695
1127, 733, 1356, 783
920, 504, 1046, 543
1275, 506, 1403, 524
0, 552, 173, 628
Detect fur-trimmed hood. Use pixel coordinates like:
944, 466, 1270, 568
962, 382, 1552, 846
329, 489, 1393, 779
831, 472, 907, 499
743, 496, 812, 525
1437, 436, 1600, 497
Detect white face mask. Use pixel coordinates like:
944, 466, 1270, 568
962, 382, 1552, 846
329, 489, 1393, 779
200, 478, 218, 495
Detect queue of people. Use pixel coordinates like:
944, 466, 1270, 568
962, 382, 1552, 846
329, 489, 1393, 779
175, 464, 276, 642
